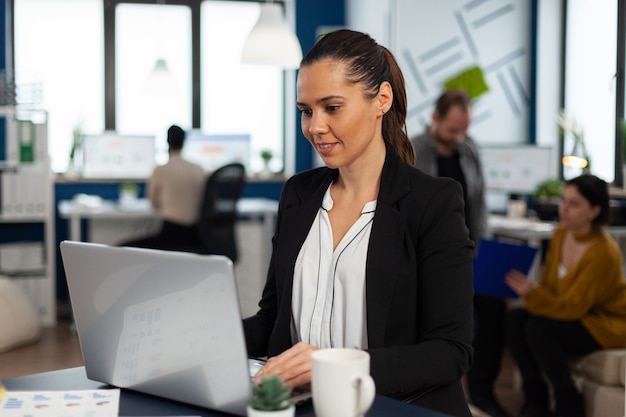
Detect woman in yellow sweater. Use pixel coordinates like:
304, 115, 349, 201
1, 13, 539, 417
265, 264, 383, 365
505, 174, 626, 417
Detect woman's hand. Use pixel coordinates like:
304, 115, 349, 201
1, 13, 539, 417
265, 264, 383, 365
253, 342, 319, 389
505, 269, 534, 296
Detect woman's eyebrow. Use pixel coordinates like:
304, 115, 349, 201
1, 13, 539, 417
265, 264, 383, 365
296, 95, 344, 107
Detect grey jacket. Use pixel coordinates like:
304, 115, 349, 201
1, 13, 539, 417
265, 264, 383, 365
412, 131, 487, 243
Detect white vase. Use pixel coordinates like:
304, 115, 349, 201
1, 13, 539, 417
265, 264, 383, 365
246, 404, 295, 417
64, 158, 80, 180
259, 160, 273, 179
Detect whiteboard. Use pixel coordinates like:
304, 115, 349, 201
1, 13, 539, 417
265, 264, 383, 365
480, 146, 554, 194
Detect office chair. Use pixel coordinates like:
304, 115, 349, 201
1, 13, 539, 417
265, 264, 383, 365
195, 162, 246, 262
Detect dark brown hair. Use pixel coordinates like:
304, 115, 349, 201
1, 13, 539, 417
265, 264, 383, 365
434, 89, 472, 118
565, 174, 610, 226
167, 124, 186, 151
300, 29, 414, 165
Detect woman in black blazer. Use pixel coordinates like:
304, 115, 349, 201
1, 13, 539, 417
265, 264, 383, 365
243, 29, 474, 417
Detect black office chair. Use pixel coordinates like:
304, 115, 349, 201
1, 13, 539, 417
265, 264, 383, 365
194, 162, 246, 262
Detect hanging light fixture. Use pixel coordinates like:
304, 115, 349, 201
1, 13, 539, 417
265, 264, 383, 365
241, 1, 303, 69
143, 0, 176, 93
145, 57, 176, 93
562, 143, 589, 169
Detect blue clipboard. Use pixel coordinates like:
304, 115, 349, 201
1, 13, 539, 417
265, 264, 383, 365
473, 238, 539, 298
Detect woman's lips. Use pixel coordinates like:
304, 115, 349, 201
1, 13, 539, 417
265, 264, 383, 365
316, 142, 336, 155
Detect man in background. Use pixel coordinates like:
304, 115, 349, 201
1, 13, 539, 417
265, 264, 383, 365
412, 89, 509, 417
122, 124, 206, 250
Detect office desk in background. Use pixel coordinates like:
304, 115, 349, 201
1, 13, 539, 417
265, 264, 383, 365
4, 367, 451, 417
488, 215, 626, 281
58, 197, 279, 264
488, 215, 626, 246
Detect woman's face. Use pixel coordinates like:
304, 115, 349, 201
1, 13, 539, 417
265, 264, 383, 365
296, 59, 390, 170
558, 184, 600, 229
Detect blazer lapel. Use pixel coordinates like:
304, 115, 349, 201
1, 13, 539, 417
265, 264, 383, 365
366, 149, 412, 348
274, 170, 336, 295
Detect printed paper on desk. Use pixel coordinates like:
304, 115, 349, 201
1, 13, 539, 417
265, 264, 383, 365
0, 389, 119, 417
473, 238, 538, 298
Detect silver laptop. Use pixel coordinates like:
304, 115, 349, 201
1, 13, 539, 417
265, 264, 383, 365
60, 240, 253, 415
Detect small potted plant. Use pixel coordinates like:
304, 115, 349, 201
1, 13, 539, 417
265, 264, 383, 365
247, 375, 294, 417
259, 149, 274, 178
533, 177, 564, 221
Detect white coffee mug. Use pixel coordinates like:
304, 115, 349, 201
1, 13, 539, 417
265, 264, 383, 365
311, 348, 376, 417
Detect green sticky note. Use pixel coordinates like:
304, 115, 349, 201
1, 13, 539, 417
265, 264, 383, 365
444, 66, 489, 99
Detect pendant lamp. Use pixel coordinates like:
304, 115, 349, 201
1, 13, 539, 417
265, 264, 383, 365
241, 2, 303, 69
145, 58, 176, 93
562, 138, 589, 170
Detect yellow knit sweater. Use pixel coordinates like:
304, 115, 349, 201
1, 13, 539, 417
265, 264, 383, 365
523, 225, 626, 348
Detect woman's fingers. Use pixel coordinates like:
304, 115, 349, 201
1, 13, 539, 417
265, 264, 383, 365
254, 342, 319, 388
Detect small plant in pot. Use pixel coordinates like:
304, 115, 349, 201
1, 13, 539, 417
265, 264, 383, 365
533, 177, 564, 221
259, 149, 274, 178
247, 374, 294, 417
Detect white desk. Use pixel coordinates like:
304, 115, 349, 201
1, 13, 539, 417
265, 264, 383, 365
488, 215, 626, 246
58, 197, 279, 263
488, 215, 626, 282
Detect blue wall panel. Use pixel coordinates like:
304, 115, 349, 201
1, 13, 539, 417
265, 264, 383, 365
294, 0, 345, 173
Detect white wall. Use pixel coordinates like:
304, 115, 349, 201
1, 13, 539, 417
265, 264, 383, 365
347, 1, 582, 185
346, 0, 392, 47
350, 1, 532, 145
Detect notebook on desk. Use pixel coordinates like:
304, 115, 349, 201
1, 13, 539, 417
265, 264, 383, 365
60, 240, 302, 416
473, 238, 539, 298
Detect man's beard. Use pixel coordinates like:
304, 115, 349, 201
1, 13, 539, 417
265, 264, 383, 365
432, 126, 457, 153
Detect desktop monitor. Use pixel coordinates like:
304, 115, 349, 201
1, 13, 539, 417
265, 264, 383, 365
480, 145, 554, 195
182, 132, 250, 172
81, 132, 156, 179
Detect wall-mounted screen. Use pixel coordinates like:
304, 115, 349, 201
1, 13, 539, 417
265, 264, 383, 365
182, 132, 250, 173
82, 133, 156, 179
480, 146, 554, 194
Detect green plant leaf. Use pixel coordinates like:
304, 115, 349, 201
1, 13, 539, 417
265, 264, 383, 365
249, 375, 293, 411
534, 178, 564, 198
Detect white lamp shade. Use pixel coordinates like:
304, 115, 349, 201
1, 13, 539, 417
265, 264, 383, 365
562, 155, 589, 169
145, 58, 176, 94
241, 3, 303, 69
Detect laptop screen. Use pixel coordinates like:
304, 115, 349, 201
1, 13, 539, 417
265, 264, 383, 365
60, 241, 252, 416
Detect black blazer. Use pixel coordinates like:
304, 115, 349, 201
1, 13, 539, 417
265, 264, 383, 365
244, 147, 474, 417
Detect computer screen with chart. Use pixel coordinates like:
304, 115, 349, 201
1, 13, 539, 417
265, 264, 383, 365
480, 145, 554, 194
81, 132, 156, 179
181, 132, 250, 172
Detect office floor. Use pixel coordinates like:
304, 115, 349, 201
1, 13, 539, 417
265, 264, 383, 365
0, 316, 83, 380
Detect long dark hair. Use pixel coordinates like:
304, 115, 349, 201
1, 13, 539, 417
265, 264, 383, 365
566, 174, 610, 226
300, 29, 414, 165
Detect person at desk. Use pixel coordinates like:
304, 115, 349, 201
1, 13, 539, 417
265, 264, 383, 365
243, 29, 475, 417
505, 174, 626, 417
121, 124, 206, 250
411, 90, 508, 416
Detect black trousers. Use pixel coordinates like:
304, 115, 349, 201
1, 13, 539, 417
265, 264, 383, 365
505, 308, 601, 417
466, 295, 507, 402
120, 220, 200, 250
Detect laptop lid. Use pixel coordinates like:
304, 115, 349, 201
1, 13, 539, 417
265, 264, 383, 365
60, 240, 251, 416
